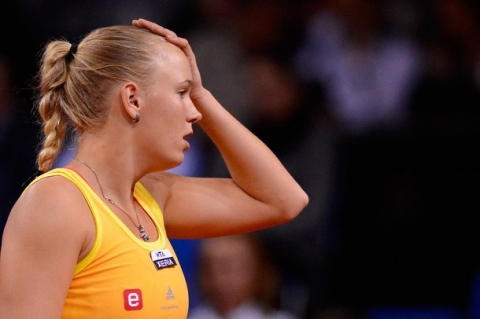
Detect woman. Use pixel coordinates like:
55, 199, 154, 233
189, 233, 298, 319
0, 19, 308, 318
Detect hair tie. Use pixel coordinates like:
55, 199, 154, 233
66, 44, 78, 64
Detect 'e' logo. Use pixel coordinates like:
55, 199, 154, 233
123, 289, 143, 311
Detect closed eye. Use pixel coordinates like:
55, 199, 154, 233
177, 79, 192, 99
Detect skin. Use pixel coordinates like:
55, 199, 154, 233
0, 19, 308, 318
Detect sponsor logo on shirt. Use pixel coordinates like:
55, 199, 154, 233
124, 289, 143, 311
166, 286, 175, 300
150, 249, 177, 270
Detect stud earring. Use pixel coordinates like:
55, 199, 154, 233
132, 114, 140, 123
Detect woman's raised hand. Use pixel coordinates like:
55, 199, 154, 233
132, 18, 177, 38
132, 18, 204, 101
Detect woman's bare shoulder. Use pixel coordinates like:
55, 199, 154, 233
17, 174, 86, 211
5, 174, 94, 254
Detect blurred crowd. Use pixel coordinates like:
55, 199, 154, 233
1, 0, 480, 318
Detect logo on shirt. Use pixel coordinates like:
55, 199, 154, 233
150, 249, 177, 270
166, 286, 175, 300
124, 289, 143, 311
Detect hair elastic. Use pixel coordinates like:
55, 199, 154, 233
66, 44, 78, 64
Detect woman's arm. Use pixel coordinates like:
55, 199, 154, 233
0, 177, 91, 318
135, 19, 309, 238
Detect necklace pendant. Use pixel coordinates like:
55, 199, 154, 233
139, 225, 150, 242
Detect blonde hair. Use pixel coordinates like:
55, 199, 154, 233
35, 25, 165, 172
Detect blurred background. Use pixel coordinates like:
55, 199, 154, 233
1, 0, 480, 318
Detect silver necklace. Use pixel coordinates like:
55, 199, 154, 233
75, 158, 150, 242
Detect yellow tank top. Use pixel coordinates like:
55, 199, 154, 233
30, 168, 189, 318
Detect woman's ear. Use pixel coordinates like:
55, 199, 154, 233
121, 82, 141, 122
